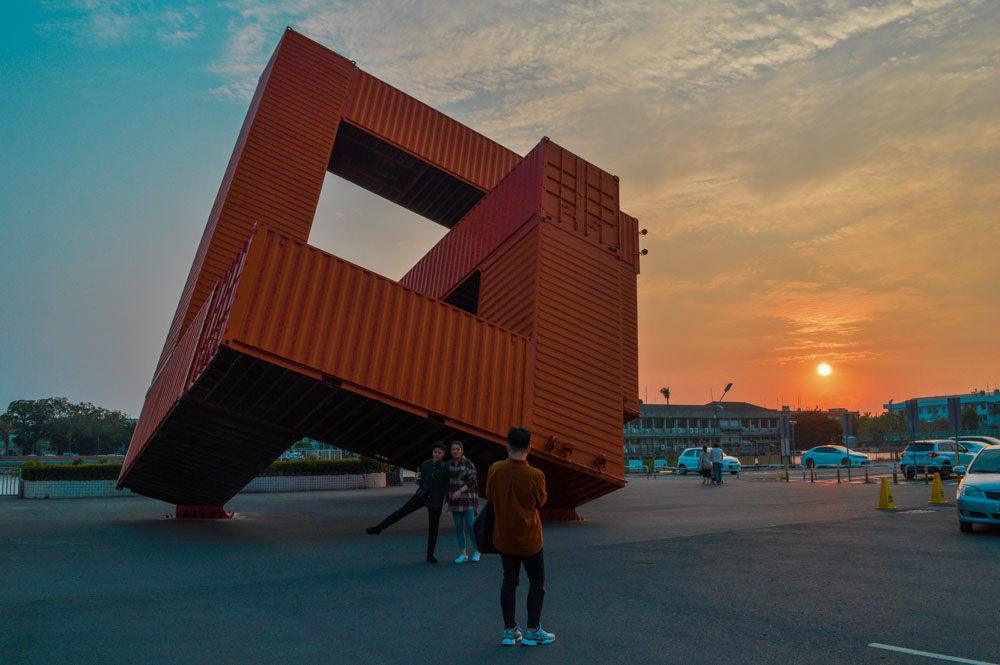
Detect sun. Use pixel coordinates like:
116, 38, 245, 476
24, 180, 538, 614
817, 363, 832, 376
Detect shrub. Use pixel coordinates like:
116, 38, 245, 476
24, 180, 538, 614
21, 463, 122, 481
261, 458, 384, 477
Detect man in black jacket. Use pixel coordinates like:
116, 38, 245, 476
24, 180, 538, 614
366, 442, 450, 563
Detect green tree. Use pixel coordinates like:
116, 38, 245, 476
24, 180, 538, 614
962, 406, 980, 431
2, 398, 73, 454
791, 410, 843, 449
3, 398, 135, 455
856, 411, 907, 445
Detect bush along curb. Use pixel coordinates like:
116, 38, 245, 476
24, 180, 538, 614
19, 458, 391, 498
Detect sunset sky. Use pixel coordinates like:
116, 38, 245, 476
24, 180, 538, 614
2, 1, 997, 418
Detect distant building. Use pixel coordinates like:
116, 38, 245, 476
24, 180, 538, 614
884, 390, 1000, 428
624, 402, 781, 458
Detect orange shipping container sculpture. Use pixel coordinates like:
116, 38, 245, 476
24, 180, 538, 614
119, 29, 640, 520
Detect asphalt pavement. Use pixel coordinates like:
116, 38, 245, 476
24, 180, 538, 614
2, 473, 998, 665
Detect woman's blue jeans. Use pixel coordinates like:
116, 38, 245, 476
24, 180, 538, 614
452, 509, 477, 550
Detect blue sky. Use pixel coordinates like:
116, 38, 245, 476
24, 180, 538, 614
2, 0, 998, 417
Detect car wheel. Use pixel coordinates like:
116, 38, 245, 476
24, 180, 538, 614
940, 465, 951, 480
730, 471, 738, 475
805, 459, 815, 468
841, 457, 849, 465
960, 521, 973, 533
905, 466, 915, 480
678, 465, 687, 475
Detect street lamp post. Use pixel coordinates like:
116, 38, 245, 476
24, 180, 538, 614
714, 382, 733, 450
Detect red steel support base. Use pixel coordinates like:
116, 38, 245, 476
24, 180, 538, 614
176, 505, 232, 519
538, 508, 583, 522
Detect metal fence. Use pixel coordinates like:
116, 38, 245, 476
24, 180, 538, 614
0, 467, 20, 497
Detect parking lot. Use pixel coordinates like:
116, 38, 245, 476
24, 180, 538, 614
2, 474, 997, 664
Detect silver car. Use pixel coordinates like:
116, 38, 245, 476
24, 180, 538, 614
956, 445, 1000, 533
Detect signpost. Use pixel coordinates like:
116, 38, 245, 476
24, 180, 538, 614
947, 396, 963, 472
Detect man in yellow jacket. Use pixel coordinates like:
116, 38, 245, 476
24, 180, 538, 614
485, 426, 555, 647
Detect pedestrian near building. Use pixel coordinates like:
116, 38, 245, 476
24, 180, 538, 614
365, 442, 450, 563
447, 440, 480, 563
698, 445, 712, 485
711, 441, 724, 485
485, 426, 555, 647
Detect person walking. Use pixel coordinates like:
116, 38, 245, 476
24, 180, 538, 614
446, 440, 480, 563
365, 442, 449, 563
711, 441, 724, 485
698, 444, 713, 485
485, 426, 555, 647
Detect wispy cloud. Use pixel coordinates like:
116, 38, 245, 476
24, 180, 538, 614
38, 1, 202, 47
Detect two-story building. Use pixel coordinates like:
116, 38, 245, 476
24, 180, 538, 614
884, 390, 1000, 428
624, 402, 782, 458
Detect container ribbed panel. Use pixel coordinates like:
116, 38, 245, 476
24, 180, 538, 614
531, 221, 625, 479
400, 142, 545, 298
155, 29, 354, 378
344, 71, 521, 191
478, 223, 540, 338
619, 264, 639, 421
222, 228, 530, 438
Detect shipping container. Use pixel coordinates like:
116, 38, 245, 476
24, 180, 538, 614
125, 30, 639, 515
155, 29, 353, 378
343, 70, 521, 193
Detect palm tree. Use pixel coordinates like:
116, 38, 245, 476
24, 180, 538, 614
660, 387, 670, 404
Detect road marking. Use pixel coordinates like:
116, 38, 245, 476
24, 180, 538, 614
869, 643, 999, 665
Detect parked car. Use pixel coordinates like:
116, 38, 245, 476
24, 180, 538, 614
900, 440, 974, 480
676, 447, 741, 475
956, 445, 1000, 533
954, 436, 1000, 450
800, 445, 870, 468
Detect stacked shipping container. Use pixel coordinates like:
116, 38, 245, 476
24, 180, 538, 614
120, 29, 640, 517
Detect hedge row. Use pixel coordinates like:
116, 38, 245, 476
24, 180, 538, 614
261, 459, 384, 477
21, 461, 122, 481
20, 458, 385, 481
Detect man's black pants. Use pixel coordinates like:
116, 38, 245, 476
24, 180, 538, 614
374, 493, 441, 555
500, 549, 545, 630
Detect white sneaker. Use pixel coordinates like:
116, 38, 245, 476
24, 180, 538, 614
471, 551, 481, 562
454, 554, 469, 563
500, 627, 522, 646
522, 626, 555, 646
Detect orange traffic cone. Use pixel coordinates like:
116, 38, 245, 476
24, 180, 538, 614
877, 477, 897, 510
929, 472, 947, 504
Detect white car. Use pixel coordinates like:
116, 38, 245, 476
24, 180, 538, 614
900, 440, 974, 480
956, 445, 1000, 533
800, 445, 870, 468
676, 448, 741, 475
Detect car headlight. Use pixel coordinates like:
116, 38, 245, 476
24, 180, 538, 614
961, 485, 983, 498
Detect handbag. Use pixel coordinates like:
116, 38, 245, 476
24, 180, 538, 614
473, 501, 497, 554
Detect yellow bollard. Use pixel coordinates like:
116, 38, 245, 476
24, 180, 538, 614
864, 468, 871, 484
877, 477, 897, 510
929, 472, 947, 504
924, 467, 929, 485
893, 467, 898, 484
810, 468, 815, 483
785, 469, 790, 482
837, 467, 841, 484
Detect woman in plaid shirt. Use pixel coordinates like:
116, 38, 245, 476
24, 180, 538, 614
447, 441, 480, 563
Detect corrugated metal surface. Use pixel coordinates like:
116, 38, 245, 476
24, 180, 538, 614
531, 221, 626, 481
477, 222, 541, 338
540, 141, 621, 254
155, 29, 353, 377
118, 298, 212, 486
619, 263, 640, 422
222, 227, 531, 439
400, 141, 545, 299
618, 210, 640, 273
344, 70, 521, 192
